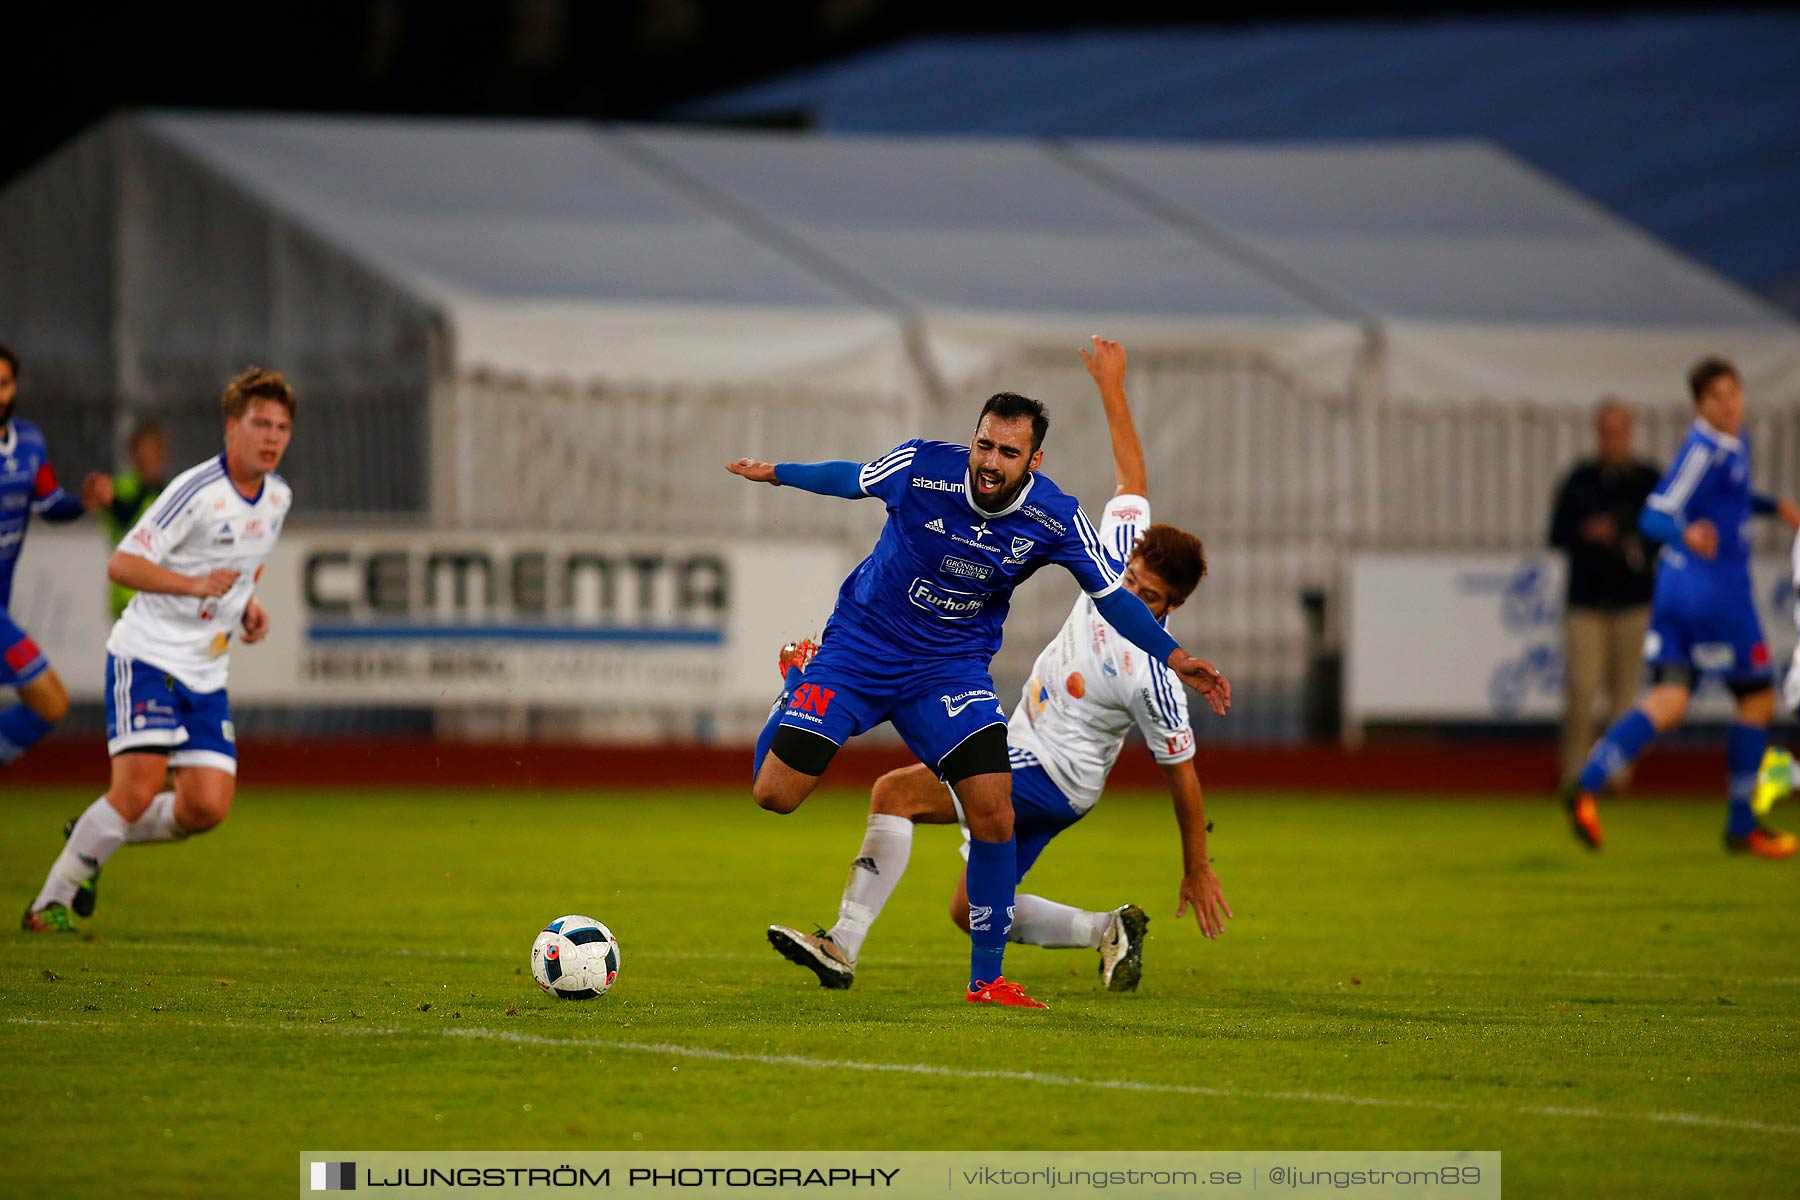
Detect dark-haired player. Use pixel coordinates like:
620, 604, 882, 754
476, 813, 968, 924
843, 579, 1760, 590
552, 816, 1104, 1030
727, 345, 1231, 1008
768, 337, 1230, 993
0, 341, 112, 767
1566, 356, 1800, 857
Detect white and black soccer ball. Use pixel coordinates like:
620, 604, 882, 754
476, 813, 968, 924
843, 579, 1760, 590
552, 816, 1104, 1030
530, 915, 620, 1000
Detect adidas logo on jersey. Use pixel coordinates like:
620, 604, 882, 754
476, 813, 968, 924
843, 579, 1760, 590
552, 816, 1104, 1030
926, 518, 946, 534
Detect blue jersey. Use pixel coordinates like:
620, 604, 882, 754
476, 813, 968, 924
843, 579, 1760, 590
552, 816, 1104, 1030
1645, 419, 1759, 579
0, 418, 85, 609
826, 439, 1121, 663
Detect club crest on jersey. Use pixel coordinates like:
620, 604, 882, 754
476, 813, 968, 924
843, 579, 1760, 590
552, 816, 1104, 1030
1009, 537, 1033, 558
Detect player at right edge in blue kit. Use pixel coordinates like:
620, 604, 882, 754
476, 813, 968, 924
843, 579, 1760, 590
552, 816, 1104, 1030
1566, 357, 1800, 857
727, 390, 1231, 1008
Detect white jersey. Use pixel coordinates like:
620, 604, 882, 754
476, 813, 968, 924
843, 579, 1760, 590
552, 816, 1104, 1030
107, 455, 292, 693
1785, 532, 1800, 715
1005, 494, 1195, 813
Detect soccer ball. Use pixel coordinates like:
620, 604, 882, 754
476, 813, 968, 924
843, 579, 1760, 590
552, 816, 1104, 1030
530, 915, 620, 1000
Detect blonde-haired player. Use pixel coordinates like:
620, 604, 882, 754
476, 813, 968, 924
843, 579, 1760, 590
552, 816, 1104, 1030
23, 368, 295, 932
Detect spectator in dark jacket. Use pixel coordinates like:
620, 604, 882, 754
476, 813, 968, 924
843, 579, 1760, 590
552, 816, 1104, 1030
1549, 400, 1662, 785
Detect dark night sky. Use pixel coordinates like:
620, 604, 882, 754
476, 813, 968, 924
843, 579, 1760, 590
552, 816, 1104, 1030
6, 1, 1753, 186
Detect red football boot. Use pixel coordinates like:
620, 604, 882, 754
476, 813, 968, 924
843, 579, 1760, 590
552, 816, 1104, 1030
966, 976, 1048, 1009
776, 637, 820, 681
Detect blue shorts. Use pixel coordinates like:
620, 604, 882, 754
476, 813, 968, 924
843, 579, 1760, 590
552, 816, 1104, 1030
105, 654, 238, 775
957, 757, 1086, 883
1, 607, 50, 687
777, 628, 1008, 771
1646, 570, 1771, 686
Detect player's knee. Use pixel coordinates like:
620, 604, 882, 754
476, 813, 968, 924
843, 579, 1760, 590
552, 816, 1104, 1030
869, 769, 920, 818
753, 778, 804, 815
177, 791, 232, 833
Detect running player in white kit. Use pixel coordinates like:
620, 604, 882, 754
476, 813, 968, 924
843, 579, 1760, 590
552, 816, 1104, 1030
769, 337, 1230, 990
23, 368, 296, 932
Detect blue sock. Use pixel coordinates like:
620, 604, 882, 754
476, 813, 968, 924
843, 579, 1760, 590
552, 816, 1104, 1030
0, 703, 55, 765
1727, 723, 1765, 837
965, 837, 1017, 988
752, 665, 807, 781
1576, 709, 1657, 794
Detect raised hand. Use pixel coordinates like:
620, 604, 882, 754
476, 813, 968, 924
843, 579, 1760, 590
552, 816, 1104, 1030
1079, 335, 1127, 393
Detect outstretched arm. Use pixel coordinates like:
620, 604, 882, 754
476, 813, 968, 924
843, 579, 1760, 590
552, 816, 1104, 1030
726, 458, 865, 499
1080, 336, 1146, 498
30, 465, 111, 524
1163, 760, 1230, 939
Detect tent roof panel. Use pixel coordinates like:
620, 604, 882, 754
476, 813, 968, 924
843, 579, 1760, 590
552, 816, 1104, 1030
146, 113, 873, 312
627, 127, 1340, 321
1079, 140, 1786, 328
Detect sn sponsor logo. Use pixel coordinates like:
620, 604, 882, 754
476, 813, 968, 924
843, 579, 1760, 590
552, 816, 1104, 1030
788, 682, 836, 716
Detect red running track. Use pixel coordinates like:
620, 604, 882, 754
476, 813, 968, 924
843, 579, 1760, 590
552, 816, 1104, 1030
2, 735, 1742, 795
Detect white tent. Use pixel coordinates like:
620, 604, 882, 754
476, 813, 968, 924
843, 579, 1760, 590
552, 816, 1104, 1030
5, 114, 1797, 731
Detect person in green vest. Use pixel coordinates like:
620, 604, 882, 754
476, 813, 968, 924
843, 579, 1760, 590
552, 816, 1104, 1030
101, 419, 169, 617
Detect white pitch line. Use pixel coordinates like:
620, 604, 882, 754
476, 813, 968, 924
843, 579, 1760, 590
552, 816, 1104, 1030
9, 1015, 1797, 1137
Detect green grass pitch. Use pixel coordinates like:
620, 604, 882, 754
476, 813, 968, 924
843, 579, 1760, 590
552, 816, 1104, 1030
3, 785, 1797, 1198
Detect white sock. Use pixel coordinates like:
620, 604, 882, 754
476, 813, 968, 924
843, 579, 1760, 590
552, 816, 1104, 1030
1010, 894, 1111, 949
31, 798, 128, 911
826, 813, 913, 961
123, 792, 189, 844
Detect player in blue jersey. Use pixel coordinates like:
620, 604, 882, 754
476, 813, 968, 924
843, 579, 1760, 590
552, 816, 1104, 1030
1566, 357, 1800, 858
727, 389, 1230, 1008
0, 343, 112, 767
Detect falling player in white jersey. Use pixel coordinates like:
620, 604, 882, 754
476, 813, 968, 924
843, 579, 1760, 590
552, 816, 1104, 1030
23, 368, 296, 932
769, 337, 1230, 990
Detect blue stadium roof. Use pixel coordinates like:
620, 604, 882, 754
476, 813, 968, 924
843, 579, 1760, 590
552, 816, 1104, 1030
676, 12, 1800, 306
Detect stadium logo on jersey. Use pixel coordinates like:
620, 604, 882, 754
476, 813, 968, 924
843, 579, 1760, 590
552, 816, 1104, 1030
788, 683, 836, 717
926, 518, 947, 534
911, 477, 964, 494
909, 578, 986, 620
940, 555, 993, 582
1022, 505, 1066, 535
940, 688, 998, 717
